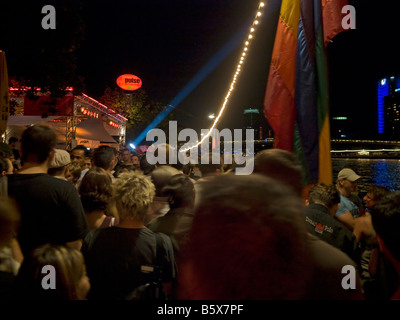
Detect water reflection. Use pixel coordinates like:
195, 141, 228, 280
332, 158, 400, 193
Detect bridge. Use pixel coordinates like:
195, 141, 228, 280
330, 139, 400, 158
177, 138, 400, 158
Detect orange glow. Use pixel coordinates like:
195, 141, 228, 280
116, 74, 142, 91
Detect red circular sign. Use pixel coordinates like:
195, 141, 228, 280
116, 74, 142, 91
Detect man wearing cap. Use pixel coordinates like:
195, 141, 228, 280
48, 149, 71, 180
335, 168, 364, 231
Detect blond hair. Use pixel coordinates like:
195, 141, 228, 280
15, 244, 87, 300
113, 171, 155, 221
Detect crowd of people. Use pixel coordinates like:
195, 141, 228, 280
0, 124, 399, 300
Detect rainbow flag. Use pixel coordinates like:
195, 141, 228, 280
264, 0, 348, 185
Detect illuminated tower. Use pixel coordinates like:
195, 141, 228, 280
243, 108, 262, 139
377, 76, 400, 135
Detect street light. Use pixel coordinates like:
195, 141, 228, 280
208, 113, 215, 120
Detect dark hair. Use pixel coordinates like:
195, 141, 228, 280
79, 167, 113, 212
179, 174, 311, 299
196, 152, 222, 176
150, 166, 180, 197
162, 174, 195, 209
308, 184, 340, 209
113, 164, 136, 178
366, 185, 390, 201
21, 125, 56, 164
140, 153, 156, 175
8, 137, 18, 144
370, 190, 400, 261
92, 145, 116, 170
253, 149, 304, 196
72, 145, 91, 157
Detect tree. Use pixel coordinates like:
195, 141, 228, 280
99, 87, 178, 144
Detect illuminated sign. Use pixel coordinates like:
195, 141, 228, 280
116, 74, 142, 91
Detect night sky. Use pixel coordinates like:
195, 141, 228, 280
2, 0, 400, 138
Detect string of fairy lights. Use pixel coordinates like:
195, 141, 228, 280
181, 1, 266, 152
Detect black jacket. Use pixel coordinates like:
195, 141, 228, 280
304, 203, 358, 263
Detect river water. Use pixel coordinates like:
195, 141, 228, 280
331, 158, 400, 194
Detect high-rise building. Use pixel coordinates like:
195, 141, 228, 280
242, 108, 267, 140
377, 76, 400, 137
384, 90, 400, 139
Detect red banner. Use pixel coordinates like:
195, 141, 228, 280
24, 96, 74, 116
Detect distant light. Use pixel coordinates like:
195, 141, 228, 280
243, 108, 260, 114
129, 143, 136, 149
86, 148, 90, 151
208, 113, 215, 119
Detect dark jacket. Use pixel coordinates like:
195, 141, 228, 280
304, 203, 358, 263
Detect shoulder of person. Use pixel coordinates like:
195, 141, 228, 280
82, 228, 104, 250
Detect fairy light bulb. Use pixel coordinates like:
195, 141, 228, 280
181, 1, 266, 152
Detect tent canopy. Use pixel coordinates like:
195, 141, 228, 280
6, 115, 118, 147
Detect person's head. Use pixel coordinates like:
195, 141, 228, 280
15, 244, 90, 300
140, 152, 156, 175
370, 191, 400, 265
66, 162, 82, 185
92, 145, 117, 172
0, 155, 13, 176
113, 164, 139, 178
253, 149, 304, 197
120, 148, 131, 163
307, 183, 341, 216
196, 152, 222, 177
131, 153, 140, 165
162, 174, 195, 210
182, 163, 195, 177
150, 165, 181, 198
363, 185, 391, 210
113, 171, 155, 222
79, 167, 113, 213
0, 196, 20, 249
20, 125, 56, 166
48, 149, 71, 178
8, 137, 18, 148
70, 145, 87, 169
84, 155, 92, 170
336, 168, 361, 196
179, 174, 311, 300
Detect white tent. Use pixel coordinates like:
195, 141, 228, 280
6, 115, 118, 150
5, 92, 127, 149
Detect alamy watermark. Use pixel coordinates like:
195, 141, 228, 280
145, 121, 255, 175
342, 5, 356, 30
41, 5, 56, 30
41, 265, 56, 289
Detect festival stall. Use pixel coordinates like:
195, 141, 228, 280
5, 88, 127, 150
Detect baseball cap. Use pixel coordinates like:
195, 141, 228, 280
50, 149, 71, 168
337, 168, 361, 182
